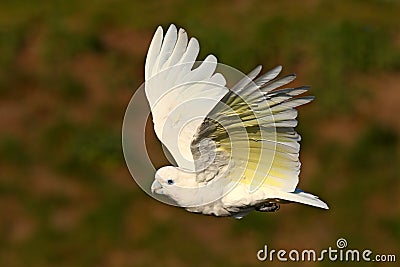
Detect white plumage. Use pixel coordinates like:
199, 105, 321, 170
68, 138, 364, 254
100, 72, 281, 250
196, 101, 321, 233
145, 24, 328, 218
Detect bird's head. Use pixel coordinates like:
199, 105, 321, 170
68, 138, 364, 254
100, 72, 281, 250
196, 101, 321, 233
151, 166, 199, 206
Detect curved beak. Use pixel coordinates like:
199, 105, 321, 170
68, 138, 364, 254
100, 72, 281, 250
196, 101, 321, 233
151, 180, 162, 194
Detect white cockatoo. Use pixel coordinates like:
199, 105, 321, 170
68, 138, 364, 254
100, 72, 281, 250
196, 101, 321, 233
145, 24, 328, 218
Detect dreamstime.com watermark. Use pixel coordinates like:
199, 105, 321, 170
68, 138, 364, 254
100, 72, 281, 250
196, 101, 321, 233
257, 238, 396, 263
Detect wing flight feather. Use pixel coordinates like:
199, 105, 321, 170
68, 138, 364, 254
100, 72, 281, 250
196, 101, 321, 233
144, 25, 228, 170
191, 66, 312, 192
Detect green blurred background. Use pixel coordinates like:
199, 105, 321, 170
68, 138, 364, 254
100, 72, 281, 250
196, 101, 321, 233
1, 0, 400, 266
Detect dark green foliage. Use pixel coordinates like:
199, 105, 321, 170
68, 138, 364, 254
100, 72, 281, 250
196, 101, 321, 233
350, 125, 398, 170
0, 136, 31, 165
1, 1, 400, 266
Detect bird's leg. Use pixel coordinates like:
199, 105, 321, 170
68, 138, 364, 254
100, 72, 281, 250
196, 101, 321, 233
256, 202, 280, 212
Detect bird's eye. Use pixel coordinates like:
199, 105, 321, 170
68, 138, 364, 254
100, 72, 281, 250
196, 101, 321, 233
167, 179, 174, 185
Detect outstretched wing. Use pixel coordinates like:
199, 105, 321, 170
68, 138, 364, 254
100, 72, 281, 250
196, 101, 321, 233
191, 66, 312, 193
145, 25, 228, 170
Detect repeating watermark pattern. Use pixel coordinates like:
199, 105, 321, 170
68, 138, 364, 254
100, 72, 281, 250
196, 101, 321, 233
257, 238, 396, 263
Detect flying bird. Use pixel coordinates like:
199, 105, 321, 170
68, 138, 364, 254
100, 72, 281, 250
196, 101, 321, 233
144, 24, 328, 218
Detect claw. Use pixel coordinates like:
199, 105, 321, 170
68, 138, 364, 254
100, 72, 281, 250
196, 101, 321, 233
256, 202, 280, 212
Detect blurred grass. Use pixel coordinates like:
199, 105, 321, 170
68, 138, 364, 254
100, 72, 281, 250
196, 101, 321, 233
0, 0, 400, 266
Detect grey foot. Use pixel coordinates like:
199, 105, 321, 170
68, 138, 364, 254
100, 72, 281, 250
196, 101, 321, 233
256, 202, 280, 212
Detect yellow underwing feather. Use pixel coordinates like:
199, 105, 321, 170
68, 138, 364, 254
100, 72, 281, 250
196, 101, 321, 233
191, 66, 311, 193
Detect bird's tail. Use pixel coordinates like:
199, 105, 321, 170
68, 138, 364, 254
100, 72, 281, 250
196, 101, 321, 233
272, 189, 329, 209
